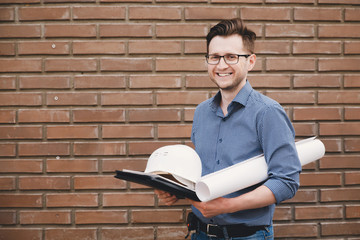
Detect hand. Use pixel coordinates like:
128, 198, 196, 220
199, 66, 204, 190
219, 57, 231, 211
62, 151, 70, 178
189, 197, 231, 218
154, 189, 178, 206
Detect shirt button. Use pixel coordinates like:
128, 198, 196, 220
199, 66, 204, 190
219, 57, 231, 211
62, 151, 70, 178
216, 160, 220, 164
219, 138, 222, 143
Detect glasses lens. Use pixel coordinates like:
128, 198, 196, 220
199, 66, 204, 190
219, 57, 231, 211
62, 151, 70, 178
207, 55, 219, 64
224, 55, 239, 64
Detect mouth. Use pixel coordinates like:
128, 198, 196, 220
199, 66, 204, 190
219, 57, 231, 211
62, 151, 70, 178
217, 73, 232, 77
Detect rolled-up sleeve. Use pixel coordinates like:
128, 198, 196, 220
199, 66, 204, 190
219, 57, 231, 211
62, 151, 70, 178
258, 104, 302, 204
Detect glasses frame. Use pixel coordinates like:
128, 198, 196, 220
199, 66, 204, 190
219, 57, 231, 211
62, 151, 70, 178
205, 54, 251, 65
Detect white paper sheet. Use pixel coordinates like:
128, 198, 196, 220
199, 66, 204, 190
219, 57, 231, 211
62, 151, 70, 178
195, 137, 325, 202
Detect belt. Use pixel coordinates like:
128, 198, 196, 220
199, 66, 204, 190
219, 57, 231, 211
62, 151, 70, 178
194, 216, 266, 238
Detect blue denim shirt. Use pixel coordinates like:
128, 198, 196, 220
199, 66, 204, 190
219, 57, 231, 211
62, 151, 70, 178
191, 81, 301, 226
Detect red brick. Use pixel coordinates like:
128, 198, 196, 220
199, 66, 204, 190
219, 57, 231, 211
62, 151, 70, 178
47, 158, 97, 173
74, 175, 125, 189
129, 75, 181, 88
18, 142, 70, 156
319, 58, 360, 71
295, 205, 343, 220
345, 138, 360, 152
285, 189, 318, 203
320, 123, 360, 136
46, 193, 98, 207
241, 7, 290, 21
47, 92, 97, 106
294, 74, 341, 88
45, 24, 96, 38
45, 228, 97, 240
19, 75, 70, 89
100, 227, 154, 240
129, 6, 181, 20
129, 40, 181, 54
345, 107, 360, 120
128, 141, 178, 155
20, 211, 71, 224
293, 41, 341, 54
0, 177, 15, 190
74, 142, 126, 156
75, 210, 127, 224
346, 205, 360, 218
158, 124, 192, 138
156, 58, 206, 72
129, 108, 181, 122
0, 59, 41, 72
255, 40, 290, 54
265, 91, 315, 104
266, 57, 315, 71
103, 125, 154, 139
156, 24, 208, 37
321, 188, 360, 202
267, 0, 314, 2
322, 222, 360, 236
319, 24, 360, 38
73, 109, 125, 122
345, 172, 360, 185
0, 7, 14, 21
103, 193, 155, 207
185, 75, 216, 88
185, 7, 237, 20
0, 159, 42, 173
0, 211, 16, 225
102, 159, 147, 172
132, 209, 183, 223
274, 223, 318, 238
251, 75, 292, 89
73, 6, 125, 19
265, 24, 315, 38
0, 110, 16, 123
0, 126, 42, 139
73, 41, 125, 55
18, 109, 69, 123
293, 123, 316, 136
101, 92, 153, 106
273, 207, 291, 221
0, 93, 42, 106
0, 24, 41, 38
101, 58, 152, 72
0, 194, 42, 208
45, 58, 97, 72
293, 107, 341, 121
344, 74, 360, 88
47, 125, 98, 139
212, 0, 262, 3
0, 42, 15, 55
157, 226, 188, 240
294, 8, 341, 21
74, 75, 125, 89
345, 41, 360, 54
157, 91, 208, 105
300, 172, 342, 186
184, 40, 206, 54
319, 0, 360, 4
322, 138, 342, 153
0, 143, 16, 157
100, 24, 152, 37
19, 176, 70, 190
0, 229, 42, 240
320, 155, 360, 169
345, 8, 360, 21
19, 7, 70, 21
319, 91, 360, 104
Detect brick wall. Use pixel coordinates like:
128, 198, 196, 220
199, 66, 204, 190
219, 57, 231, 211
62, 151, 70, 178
0, 0, 359, 239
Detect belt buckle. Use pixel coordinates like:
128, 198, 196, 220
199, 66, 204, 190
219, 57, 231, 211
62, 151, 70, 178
206, 224, 219, 238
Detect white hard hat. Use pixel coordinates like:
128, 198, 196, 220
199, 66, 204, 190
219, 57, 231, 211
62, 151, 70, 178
145, 144, 202, 190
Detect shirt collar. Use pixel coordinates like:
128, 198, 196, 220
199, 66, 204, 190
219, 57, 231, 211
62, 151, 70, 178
210, 80, 253, 112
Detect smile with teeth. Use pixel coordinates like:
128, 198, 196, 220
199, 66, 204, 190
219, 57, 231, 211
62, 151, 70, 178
217, 73, 232, 77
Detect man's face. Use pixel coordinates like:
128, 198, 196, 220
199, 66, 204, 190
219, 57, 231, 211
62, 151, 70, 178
207, 34, 256, 93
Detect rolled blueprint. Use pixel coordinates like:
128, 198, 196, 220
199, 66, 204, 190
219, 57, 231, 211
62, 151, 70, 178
195, 137, 325, 202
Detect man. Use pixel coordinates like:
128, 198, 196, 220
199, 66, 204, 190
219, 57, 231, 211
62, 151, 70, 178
155, 18, 301, 240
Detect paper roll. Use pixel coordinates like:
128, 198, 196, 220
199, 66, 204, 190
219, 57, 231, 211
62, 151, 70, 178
195, 137, 325, 202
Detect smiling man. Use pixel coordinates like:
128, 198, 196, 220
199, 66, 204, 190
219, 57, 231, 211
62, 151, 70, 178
156, 18, 301, 240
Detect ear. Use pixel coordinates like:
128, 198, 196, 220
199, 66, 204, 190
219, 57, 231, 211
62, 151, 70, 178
247, 54, 257, 71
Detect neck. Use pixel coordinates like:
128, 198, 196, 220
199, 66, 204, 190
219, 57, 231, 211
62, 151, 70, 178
220, 80, 246, 116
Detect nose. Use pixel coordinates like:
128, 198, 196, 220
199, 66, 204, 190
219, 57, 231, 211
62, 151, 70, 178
217, 56, 229, 68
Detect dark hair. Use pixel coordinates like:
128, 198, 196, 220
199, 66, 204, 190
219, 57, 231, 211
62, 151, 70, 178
206, 18, 256, 54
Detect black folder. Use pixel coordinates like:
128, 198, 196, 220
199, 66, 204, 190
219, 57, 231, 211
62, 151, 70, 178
114, 169, 200, 201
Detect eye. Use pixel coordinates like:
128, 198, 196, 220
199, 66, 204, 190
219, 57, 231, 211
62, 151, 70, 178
208, 55, 220, 61
226, 54, 237, 60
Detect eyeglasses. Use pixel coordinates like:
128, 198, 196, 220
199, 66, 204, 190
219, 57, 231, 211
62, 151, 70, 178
205, 54, 251, 65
